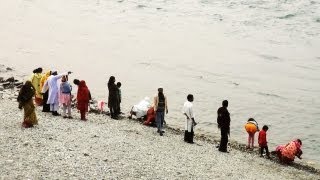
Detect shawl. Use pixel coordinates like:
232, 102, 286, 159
17, 81, 35, 106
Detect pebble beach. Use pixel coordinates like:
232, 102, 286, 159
0, 95, 319, 179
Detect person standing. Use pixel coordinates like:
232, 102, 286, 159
217, 100, 231, 152
77, 80, 90, 121
59, 75, 72, 119
183, 94, 197, 143
42, 71, 71, 116
154, 87, 168, 136
116, 82, 122, 114
107, 76, 119, 119
30, 67, 43, 106
17, 81, 38, 128
258, 125, 270, 158
40, 70, 51, 112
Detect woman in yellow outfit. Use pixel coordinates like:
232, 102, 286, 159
30, 68, 43, 105
40, 70, 51, 112
244, 118, 259, 149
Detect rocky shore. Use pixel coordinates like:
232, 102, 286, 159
0, 65, 319, 179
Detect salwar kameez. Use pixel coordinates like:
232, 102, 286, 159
22, 99, 38, 128
183, 101, 195, 143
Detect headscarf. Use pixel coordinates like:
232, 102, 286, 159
40, 71, 51, 91
17, 81, 35, 105
77, 80, 90, 102
294, 139, 302, 150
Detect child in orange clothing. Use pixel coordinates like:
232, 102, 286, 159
258, 125, 270, 158
244, 118, 259, 149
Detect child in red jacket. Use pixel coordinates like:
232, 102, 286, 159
258, 125, 270, 158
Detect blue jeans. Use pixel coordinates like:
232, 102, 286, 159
156, 111, 165, 131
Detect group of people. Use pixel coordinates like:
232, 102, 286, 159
18, 68, 91, 128
107, 76, 122, 119
18, 68, 303, 164
129, 88, 168, 136
244, 118, 303, 163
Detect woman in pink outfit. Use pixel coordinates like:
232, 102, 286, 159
59, 75, 72, 118
275, 139, 303, 163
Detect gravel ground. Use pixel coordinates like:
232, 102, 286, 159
0, 98, 319, 180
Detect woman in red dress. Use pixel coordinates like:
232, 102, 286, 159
77, 80, 90, 120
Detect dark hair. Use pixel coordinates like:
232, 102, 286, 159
117, 82, 122, 87
187, 94, 193, 101
248, 118, 255, 122
108, 76, 115, 85
297, 139, 302, 145
37, 67, 43, 73
262, 125, 269, 131
73, 79, 80, 85
222, 100, 228, 107
158, 90, 164, 100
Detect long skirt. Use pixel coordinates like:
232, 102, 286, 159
42, 90, 50, 112
22, 99, 38, 128
77, 101, 88, 120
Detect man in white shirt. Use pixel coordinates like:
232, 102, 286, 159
183, 94, 197, 143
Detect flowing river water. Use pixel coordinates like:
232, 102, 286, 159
0, 0, 319, 166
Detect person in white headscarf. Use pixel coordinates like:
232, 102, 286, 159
129, 97, 151, 119
42, 71, 71, 116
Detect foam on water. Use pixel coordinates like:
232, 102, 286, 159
0, 0, 319, 166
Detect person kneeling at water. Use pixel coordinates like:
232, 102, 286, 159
143, 106, 156, 126
274, 139, 303, 164
244, 118, 259, 149
129, 97, 151, 119
182, 94, 197, 144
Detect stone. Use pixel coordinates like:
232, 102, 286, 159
23, 141, 29, 146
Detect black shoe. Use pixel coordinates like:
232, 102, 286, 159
219, 149, 229, 153
160, 132, 163, 136
52, 112, 60, 116
157, 129, 160, 133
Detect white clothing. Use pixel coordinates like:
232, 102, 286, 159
132, 97, 151, 118
182, 101, 195, 132
42, 73, 68, 105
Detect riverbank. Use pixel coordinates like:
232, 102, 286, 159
0, 89, 319, 179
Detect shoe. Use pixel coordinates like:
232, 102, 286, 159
68, 116, 73, 119
219, 149, 229, 153
52, 112, 60, 116
161, 131, 165, 133
63, 116, 68, 119
160, 132, 163, 136
157, 129, 160, 133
